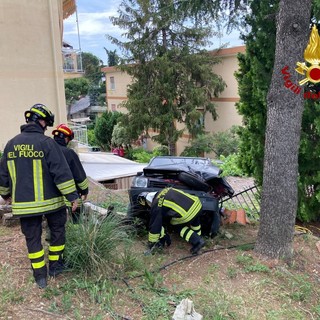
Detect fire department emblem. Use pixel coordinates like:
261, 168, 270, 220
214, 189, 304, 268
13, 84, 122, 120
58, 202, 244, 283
296, 24, 320, 85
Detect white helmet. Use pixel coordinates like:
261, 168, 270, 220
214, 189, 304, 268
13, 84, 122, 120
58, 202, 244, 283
146, 192, 157, 206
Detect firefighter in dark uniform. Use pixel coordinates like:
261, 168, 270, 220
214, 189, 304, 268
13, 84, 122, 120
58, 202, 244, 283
138, 187, 205, 255
52, 124, 89, 223
0, 104, 78, 289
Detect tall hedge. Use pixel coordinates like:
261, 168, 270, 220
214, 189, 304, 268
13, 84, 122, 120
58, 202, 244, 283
237, 0, 320, 221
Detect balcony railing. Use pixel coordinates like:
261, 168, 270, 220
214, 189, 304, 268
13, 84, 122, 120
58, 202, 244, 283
62, 48, 84, 74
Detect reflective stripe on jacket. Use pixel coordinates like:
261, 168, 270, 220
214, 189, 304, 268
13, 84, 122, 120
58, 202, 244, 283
54, 138, 89, 197
54, 137, 89, 207
148, 188, 202, 242
156, 188, 202, 225
0, 123, 78, 217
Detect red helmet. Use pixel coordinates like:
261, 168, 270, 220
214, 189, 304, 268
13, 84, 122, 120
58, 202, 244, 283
52, 124, 74, 140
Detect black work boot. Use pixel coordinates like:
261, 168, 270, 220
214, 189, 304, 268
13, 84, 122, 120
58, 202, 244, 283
190, 238, 205, 255
159, 234, 171, 247
33, 265, 48, 288
36, 277, 47, 289
189, 232, 205, 255
49, 260, 65, 278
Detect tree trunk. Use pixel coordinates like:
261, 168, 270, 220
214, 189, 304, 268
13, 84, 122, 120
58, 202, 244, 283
255, 0, 312, 260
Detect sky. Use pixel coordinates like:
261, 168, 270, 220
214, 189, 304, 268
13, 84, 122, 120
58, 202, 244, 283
63, 0, 244, 65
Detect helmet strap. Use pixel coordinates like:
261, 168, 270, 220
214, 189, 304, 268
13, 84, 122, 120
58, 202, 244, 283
37, 119, 47, 131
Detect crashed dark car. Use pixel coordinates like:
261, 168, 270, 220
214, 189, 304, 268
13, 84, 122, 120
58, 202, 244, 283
127, 156, 234, 237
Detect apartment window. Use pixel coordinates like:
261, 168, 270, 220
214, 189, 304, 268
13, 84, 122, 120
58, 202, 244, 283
111, 104, 116, 112
110, 76, 115, 90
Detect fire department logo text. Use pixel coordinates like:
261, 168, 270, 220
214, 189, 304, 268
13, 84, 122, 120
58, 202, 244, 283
8, 144, 44, 158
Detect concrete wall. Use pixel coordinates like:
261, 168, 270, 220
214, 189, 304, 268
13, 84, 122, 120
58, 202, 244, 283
0, 0, 67, 150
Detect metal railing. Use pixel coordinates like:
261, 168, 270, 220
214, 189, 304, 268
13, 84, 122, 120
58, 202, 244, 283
68, 122, 88, 145
62, 49, 83, 73
220, 185, 261, 220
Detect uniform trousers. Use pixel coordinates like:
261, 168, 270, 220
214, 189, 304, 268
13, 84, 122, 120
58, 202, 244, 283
20, 208, 67, 281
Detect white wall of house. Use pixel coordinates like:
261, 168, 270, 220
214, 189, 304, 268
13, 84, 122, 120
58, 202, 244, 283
0, 0, 67, 150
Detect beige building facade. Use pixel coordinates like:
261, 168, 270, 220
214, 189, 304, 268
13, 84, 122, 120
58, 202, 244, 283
102, 46, 245, 156
0, 0, 76, 150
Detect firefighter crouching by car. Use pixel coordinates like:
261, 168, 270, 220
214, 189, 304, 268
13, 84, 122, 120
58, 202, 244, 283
0, 104, 78, 289
52, 124, 89, 223
138, 187, 205, 255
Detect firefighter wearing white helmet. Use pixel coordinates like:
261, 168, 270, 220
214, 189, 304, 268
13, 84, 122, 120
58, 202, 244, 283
138, 187, 205, 255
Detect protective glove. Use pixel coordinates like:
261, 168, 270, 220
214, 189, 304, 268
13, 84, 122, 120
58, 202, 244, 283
159, 234, 171, 247
144, 241, 164, 256
148, 241, 163, 250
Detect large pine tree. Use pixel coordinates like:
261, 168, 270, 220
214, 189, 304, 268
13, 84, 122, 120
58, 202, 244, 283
108, 0, 226, 154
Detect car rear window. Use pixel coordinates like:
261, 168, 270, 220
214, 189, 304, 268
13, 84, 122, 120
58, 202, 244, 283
149, 157, 210, 167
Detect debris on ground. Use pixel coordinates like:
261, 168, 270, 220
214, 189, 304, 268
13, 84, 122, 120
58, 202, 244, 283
221, 208, 250, 225
172, 298, 203, 320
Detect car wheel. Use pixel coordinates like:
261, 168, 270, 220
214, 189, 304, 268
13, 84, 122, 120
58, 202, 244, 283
178, 171, 211, 192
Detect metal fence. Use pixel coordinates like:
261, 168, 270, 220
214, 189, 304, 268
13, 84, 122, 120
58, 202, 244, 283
220, 185, 261, 220
68, 122, 88, 146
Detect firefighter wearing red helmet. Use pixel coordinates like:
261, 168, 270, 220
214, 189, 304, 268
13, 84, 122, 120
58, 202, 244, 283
0, 104, 78, 289
52, 124, 89, 223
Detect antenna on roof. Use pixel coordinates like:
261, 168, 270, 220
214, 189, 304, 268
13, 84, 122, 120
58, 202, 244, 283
75, 3, 83, 71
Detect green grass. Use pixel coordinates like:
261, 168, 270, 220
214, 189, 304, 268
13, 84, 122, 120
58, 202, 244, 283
64, 211, 135, 278
0, 204, 319, 319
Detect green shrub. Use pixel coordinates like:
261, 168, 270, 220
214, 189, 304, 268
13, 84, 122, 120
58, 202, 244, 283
152, 145, 169, 156
181, 127, 240, 157
131, 145, 169, 163
212, 154, 246, 177
210, 126, 240, 157
131, 147, 153, 163
87, 129, 97, 147
64, 212, 134, 278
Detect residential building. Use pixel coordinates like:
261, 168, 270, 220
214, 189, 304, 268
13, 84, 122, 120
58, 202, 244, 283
102, 45, 245, 156
0, 0, 77, 150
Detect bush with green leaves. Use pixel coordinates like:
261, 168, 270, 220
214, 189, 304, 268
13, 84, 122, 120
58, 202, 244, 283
111, 123, 131, 147
152, 145, 169, 156
181, 126, 240, 157
94, 111, 122, 151
64, 212, 134, 278
131, 146, 169, 163
212, 153, 246, 177
87, 128, 97, 146
131, 147, 153, 163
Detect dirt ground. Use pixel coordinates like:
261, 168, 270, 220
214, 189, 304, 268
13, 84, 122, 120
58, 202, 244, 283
0, 177, 319, 320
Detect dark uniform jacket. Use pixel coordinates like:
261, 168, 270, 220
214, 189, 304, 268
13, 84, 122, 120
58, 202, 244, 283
148, 187, 202, 243
54, 137, 89, 197
0, 123, 78, 217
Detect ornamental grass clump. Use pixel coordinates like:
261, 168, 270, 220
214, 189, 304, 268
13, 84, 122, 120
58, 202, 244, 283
64, 212, 134, 278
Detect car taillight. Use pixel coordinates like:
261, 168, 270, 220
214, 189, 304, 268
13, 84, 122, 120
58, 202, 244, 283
132, 176, 148, 188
